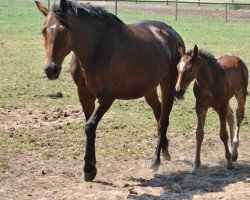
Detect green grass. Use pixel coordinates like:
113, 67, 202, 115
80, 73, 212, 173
0, 0, 249, 172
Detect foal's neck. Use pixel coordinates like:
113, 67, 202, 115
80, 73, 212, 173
195, 57, 220, 89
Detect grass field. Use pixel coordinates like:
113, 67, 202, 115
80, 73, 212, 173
0, 0, 249, 183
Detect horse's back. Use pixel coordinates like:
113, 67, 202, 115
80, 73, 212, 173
218, 55, 248, 95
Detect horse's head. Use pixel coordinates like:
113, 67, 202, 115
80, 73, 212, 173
35, 0, 72, 80
175, 45, 199, 98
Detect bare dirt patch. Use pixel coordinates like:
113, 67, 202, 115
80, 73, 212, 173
0, 106, 249, 199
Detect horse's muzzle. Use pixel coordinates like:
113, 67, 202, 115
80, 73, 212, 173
44, 63, 61, 80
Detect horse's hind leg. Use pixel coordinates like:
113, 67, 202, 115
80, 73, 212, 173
145, 89, 170, 160
145, 88, 161, 122
231, 92, 246, 162
226, 106, 234, 146
217, 104, 234, 170
151, 77, 174, 170
191, 103, 208, 174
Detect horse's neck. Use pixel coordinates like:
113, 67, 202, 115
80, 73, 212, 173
195, 57, 220, 90
70, 17, 109, 65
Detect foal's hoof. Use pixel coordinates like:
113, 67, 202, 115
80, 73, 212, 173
84, 167, 97, 182
226, 162, 234, 170
232, 155, 238, 162
162, 152, 171, 161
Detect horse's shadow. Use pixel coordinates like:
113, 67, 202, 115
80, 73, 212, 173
127, 160, 250, 200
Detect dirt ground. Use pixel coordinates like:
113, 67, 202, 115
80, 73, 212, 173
0, 105, 249, 200
0, 2, 250, 200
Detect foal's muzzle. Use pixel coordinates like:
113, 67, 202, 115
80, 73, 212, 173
175, 88, 185, 99
44, 62, 61, 80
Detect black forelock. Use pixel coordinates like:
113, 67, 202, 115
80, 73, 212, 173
52, 4, 69, 28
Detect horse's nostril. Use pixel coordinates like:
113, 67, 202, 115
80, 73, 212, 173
44, 65, 60, 79
53, 67, 58, 75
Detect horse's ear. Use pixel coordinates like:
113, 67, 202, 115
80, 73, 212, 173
191, 44, 198, 62
178, 45, 185, 57
60, 0, 68, 13
35, 1, 49, 16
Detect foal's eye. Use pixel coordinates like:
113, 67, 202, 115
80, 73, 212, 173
41, 28, 46, 36
188, 66, 193, 72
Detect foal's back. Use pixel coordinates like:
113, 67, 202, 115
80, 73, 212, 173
217, 55, 248, 97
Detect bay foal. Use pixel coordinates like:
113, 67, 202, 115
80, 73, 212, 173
175, 45, 248, 173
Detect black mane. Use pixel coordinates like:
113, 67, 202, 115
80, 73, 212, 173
52, 1, 124, 28
186, 49, 221, 70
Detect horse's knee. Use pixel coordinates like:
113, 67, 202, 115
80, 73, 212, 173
85, 121, 96, 136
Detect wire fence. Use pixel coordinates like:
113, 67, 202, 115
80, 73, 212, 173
47, 0, 250, 22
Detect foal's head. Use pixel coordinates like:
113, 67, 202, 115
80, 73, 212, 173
175, 45, 199, 98
35, 0, 72, 80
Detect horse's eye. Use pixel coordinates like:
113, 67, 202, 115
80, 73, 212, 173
41, 28, 46, 36
188, 66, 193, 72
61, 29, 68, 35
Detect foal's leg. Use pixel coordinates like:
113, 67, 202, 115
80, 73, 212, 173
84, 96, 114, 181
191, 104, 208, 174
217, 105, 234, 169
226, 106, 234, 146
151, 77, 174, 170
231, 93, 246, 162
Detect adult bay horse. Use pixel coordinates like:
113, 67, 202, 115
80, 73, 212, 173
35, 0, 185, 181
175, 45, 248, 173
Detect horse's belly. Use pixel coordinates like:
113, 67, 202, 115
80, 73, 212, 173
115, 81, 160, 100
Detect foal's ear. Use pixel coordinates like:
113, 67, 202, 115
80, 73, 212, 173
178, 46, 185, 57
191, 44, 198, 62
60, 0, 68, 13
35, 1, 49, 16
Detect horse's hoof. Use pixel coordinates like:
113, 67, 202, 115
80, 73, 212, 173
162, 153, 171, 161
150, 161, 160, 172
190, 168, 197, 175
84, 167, 97, 182
226, 162, 234, 170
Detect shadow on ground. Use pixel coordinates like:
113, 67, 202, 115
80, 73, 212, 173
127, 160, 250, 199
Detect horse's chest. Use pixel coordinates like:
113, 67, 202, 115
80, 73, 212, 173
194, 86, 215, 107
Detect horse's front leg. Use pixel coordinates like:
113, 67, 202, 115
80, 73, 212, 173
191, 103, 208, 174
217, 104, 234, 170
151, 77, 174, 170
84, 97, 114, 181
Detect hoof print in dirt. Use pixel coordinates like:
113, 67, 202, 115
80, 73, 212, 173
47, 92, 63, 99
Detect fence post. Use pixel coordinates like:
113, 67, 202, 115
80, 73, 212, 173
198, 0, 200, 6
175, 0, 178, 21
166, 0, 168, 6
115, 0, 117, 16
225, 2, 228, 22
136, 0, 138, 4
48, 0, 50, 9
